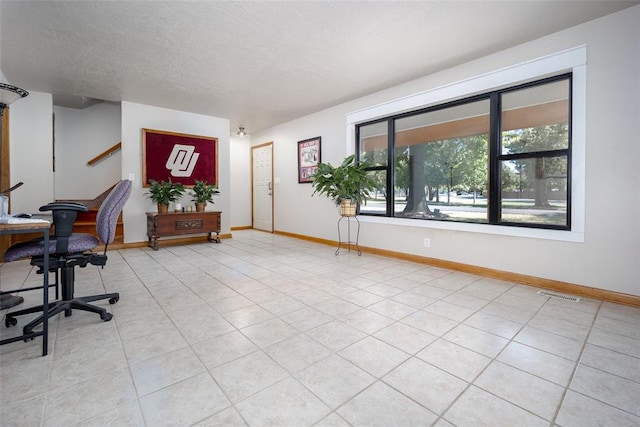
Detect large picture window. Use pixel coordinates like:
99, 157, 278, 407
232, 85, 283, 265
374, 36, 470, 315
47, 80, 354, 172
357, 74, 571, 230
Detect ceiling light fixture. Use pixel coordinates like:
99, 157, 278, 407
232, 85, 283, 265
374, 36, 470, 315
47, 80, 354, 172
236, 127, 247, 137
0, 83, 29, 113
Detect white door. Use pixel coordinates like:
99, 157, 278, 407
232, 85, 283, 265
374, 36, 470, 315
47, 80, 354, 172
252, 143, 273, 232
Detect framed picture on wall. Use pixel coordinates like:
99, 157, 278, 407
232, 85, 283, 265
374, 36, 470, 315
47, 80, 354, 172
142, 128, 218, 187
297, 136, 321, 183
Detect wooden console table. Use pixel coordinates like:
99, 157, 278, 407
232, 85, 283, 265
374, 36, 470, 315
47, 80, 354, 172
146, 211, 221, 250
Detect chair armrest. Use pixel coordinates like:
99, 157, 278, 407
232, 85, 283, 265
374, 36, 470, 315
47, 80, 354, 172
39, 202, 89, 213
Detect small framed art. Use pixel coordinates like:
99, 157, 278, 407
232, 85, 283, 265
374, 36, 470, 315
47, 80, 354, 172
297, 136, 321, 183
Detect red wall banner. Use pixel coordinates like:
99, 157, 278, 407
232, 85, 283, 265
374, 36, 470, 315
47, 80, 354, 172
142, 128, 218, 187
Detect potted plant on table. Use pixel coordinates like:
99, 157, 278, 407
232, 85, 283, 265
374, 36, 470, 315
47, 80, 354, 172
190, 180, 220, 212
311, 154, 377, 216
146, 179, 185, 213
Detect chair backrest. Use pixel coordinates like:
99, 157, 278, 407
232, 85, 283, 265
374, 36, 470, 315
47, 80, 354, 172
95, 180, 132, 247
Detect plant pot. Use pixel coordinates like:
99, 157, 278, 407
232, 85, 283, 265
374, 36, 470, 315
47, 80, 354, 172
340, 199, 356, 217
195, 202, 206, 212
157, 203, 169, 214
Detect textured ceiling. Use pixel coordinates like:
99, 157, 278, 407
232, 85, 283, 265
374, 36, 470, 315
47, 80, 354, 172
1, 1, 637, 134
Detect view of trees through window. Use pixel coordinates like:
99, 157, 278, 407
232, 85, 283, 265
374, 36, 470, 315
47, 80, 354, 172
358, 74, 571, 230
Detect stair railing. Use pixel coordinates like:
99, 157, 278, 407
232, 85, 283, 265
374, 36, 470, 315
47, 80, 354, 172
87, 142, 121, 166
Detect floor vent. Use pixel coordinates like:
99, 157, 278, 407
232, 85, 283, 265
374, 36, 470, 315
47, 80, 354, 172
537, 290, 581, 302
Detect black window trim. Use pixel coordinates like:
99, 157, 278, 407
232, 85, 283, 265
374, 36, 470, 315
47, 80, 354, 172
356, 73, 573, 231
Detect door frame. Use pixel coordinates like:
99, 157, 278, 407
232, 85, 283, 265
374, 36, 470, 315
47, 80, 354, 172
0, 110, 10, 255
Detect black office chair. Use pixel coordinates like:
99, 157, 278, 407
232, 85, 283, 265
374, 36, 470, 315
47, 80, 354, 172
3, 180, 132, 336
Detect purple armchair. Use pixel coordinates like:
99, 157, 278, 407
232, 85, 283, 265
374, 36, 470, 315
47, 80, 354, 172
3, 180, 132, 336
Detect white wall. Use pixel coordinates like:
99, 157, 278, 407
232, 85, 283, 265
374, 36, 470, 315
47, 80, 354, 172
54, 102, 122, 199
248, 106, 350, 235
230, 135, 252, 228
249, 6, 640, 297
9, 91, 54, 214
120, 102, 231, 244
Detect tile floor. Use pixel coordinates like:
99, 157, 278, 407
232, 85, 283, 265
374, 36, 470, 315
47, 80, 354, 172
0, 230, 639, 426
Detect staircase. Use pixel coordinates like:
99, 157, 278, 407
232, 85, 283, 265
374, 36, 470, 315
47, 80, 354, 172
57, 183, 125, 246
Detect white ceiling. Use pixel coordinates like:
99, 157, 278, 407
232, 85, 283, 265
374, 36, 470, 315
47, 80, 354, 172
1, 1, 637, 134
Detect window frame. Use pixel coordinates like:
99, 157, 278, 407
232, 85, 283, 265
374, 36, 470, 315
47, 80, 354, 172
346, 46, 586, 242
492, 73, 572, 230
357, 73, 572, 230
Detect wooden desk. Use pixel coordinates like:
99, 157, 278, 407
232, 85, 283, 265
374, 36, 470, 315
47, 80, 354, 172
146, 211, 221, 250
0, 220, 51, 356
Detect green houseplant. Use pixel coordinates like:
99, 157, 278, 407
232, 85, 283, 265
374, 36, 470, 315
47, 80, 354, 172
190, 180, 220, 212
146, 179, 185, 213
311, 154, 377, 216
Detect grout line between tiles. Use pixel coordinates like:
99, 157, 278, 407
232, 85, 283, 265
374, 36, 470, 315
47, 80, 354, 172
549, 300, 602, 425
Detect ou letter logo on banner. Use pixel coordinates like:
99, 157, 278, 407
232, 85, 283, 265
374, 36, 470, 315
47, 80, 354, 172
166, 144, 200, 177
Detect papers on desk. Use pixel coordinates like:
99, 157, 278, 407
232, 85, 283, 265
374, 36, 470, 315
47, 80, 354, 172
0, 217, 50, 224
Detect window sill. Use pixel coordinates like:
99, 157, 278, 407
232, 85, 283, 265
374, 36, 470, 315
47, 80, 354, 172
358, 215, 584, 243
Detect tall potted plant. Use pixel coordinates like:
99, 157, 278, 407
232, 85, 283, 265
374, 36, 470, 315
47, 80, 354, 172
190, 180, 220, 212
311, 154, 377, 216
146, 179, 185, 213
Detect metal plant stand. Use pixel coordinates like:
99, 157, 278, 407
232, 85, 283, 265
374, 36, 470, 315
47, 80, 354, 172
336, 215, 361, 256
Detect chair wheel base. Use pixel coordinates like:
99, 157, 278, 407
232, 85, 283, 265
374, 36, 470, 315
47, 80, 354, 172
0, 294, 24, 310
5, 317, 18, 327
108, 297, 119, 304
101, 312, 113, 321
